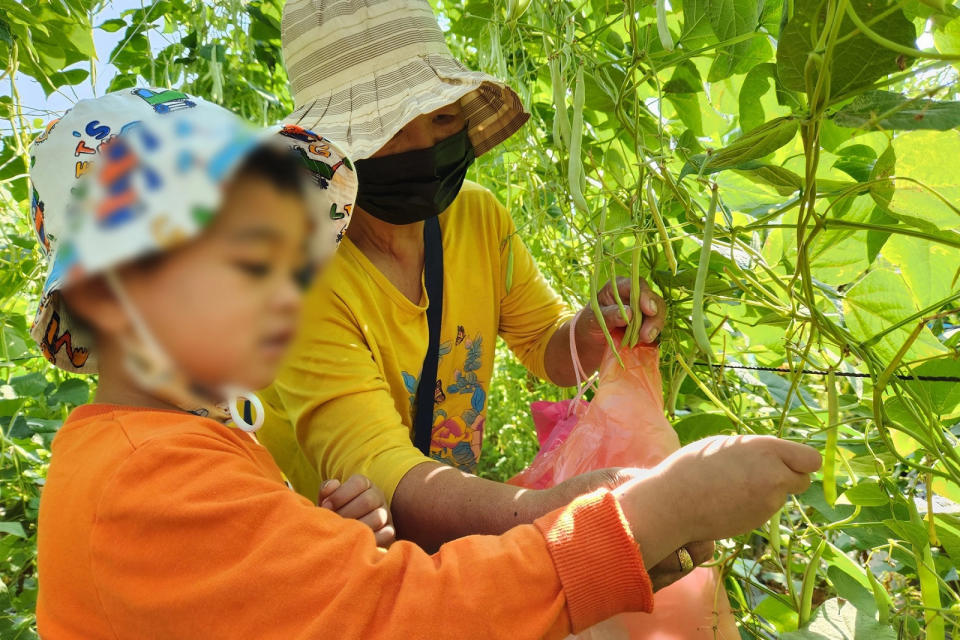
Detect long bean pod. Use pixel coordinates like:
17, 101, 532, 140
568, 65, 589, 215
549, 56, 570, 149
926, 472, 939, 546
647, 180, 678, 275
590, 201, 623, 367
655, 0, 674, 51
691, 184, 719, 361
609, 260, 630, 325
909, 496, 945, 640
865, 562, 891, 625
768, 507, 782, 560
627, 243, 642, 346
918, 541, 945, 639
823, 370, 839, 506
798, 538, 827, 627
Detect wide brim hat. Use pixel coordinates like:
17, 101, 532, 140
28, 89, 357, 374
281, 0, 530, 160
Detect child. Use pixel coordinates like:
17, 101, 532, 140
33, 90, 820, 639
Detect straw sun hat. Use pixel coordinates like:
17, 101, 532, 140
281, 0, 530, 160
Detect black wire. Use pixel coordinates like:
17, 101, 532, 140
693, 361, 960, 383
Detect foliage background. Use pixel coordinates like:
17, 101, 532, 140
2, 0, 960, 637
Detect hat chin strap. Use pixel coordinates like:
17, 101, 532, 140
103, 270, 264, 432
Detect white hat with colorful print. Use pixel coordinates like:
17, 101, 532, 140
28, 88, 357, 376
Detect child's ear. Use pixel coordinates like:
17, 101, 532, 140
61, 276, 131, 336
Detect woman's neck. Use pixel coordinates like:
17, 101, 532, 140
347, 208, 424, 261
346, 207, 427, 304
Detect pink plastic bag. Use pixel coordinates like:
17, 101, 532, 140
510, 326, 738, 639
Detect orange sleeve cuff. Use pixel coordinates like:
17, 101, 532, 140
534, 490, 654, 632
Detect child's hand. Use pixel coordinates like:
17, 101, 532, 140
319, 475, 396, 548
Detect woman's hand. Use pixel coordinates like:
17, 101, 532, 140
543, 278, 667, 387
578, 275, 665, 347
319, 474, 396, 548
545, 275, 666, 386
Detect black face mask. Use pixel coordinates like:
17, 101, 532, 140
354, 127, 475, 225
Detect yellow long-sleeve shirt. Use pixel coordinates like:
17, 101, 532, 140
257, 181, 572, 502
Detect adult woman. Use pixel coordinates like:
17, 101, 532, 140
258, 0, 666, 549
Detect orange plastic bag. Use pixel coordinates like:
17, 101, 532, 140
510, 327, 738, 639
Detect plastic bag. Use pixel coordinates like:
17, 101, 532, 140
510, 329, 738, 639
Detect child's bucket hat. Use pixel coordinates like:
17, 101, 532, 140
28, 88, 357, 375
281, 0, 530, 160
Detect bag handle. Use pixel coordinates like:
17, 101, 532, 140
413, 217, 444, 456
568, 308, 598, 415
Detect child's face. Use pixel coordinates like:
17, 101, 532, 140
118, 174, 308, 391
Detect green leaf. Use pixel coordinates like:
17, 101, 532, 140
0, 18, 12, 46
663, 59, 703, 93
97, 18, 127, 32
883, 518, 929, 550
756, 370, 821, 410
934, 16, 960, 71
777, 0, 917, 97
753, 594, 799, 632
704, 0, 760, 80
906, 359, 960, 416
842, 268, 947, 364
935, 524, 960, 569
827, 566, 878, 617
46, 68, 89, 89
833, 91, 960, 131
833, 144, 877, 183
0, 522, 25, 539
666, 93, 704, 136
10, 373, 48, 398
47, 378, 89, 408
882, 130, 960, 231
672, 413, 734, 444
680, 116, 799, 178
883, 234, 960, 309
681, 0, 718, 50
781, 598, 896, 639
841, 480, 889, 506
868, 143, 895, 211
197, 43, 228, 61
733, 163, 803, 195
709, 36, 772, 82
738, 63, 776, 133
865, 207, 895, 264
65, 23, 95, 59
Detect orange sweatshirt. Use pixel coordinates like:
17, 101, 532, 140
37, 405, 654, 639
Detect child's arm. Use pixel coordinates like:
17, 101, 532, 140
318, 474, 395, 548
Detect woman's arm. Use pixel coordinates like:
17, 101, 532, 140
390, 460, 637, 552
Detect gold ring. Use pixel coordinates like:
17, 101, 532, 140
677, 546, 694, 572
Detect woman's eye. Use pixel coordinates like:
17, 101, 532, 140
235, 261, 271, 278
434, 114, 455, 125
